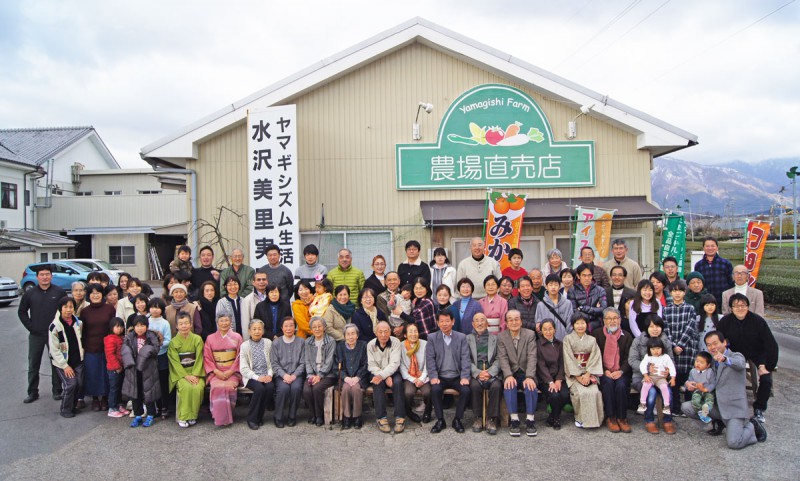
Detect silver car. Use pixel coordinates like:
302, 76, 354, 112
0, 276, 21, 307
65, 258, 125, 285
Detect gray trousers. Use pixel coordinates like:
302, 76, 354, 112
55, 364, 84, 415
274, 376, 304, 422
681, 401, 756, 449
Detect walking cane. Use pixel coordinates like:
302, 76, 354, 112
482, 361, 488, 429
337, 361, 343, 430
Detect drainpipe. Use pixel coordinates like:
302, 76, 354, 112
23, 166, 47, 230
139, 157, 198, 256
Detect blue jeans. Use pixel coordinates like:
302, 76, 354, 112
503, 371, 537, 416
643, 386, 673, 423
107, 370, 123, 410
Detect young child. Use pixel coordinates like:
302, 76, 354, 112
148, 298, 172, 420
104, 317, 130, 418
309, 278, 333, 317
501, 248, 528, 297
126, 293, 150, 331
169, 245, 193, 276
388, 284, 413, 330
122, 316, 162, 428
686, 351, 716, 423
637, 337, 677, 416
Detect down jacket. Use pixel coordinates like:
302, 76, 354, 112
121, 330, 162, 404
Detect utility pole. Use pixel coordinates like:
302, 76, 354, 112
778, 186, 786, 248
788, 167, 798, 260
684, 198, 694, 242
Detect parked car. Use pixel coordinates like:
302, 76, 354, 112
65, 258, 124, 285
20, 262, 92, 292
0, 276, 21, 307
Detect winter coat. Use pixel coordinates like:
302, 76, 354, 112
121, 330, 162, 403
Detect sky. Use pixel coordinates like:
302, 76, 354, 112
0, 0, 798, 168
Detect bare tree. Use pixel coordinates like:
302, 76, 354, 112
191, 206, 246, 269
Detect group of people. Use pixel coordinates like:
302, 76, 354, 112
19, 236, 778, 449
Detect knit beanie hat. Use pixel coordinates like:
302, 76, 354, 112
686, 271, 705, 284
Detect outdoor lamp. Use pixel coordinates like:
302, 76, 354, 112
566, 104, 593, 140
413, 102, 434, 140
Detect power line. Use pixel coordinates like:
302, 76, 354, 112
555, 0, 643, 69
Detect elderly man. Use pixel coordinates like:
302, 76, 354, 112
257, 244, 294, 302
682, 331, 766, 448
19, 266, 67, 403
367, 321, 405, 433
580, 246, 610, 289
497, 309, 538, 437
529, 268, 546, 301
721, 265, 765, 317
718, 293, 778, 424
603, 239, 642, 290
456, 237, 501, 299
220, 248, 256, 297
241, 271, 269, 336
591, 307, 634, 433
694, 236, 734, 308
427, 311, 471, 433
397, 240, 431, 288
467, 313, 502, 434
605, 265, 636, 332
327, 248, 366, 306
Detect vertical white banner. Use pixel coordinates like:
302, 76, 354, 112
247, 105, 300, 272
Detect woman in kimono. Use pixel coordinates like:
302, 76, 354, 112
203, 313, 243, 426
168, 313, 206, 428
563, 312, 604, 429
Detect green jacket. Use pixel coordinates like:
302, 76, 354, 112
327, 265, 366, 306
220, 264, 256, 298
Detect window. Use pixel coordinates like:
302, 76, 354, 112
109, 246, 135, 265
137, 190, 162, 195
25, 189, 30, 206
1, 182, 17, 209
452, 236, 544, 271
40, 253, 48, 262
300, 231, 392, 274
104, 191, 122, 196
51, 252, 68, 259
75, 191, 93, 196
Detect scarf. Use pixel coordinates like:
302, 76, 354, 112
363, 307, 379, 333
404, 339, 422, 378
170, 298, 189, 310
332, 299, 356, 320
602, 328, 622, 371
519, 295, 534, 309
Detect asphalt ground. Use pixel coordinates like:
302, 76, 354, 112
1, 300, 798, 481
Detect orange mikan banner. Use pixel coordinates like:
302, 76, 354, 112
483, 191, 526, 270
744, 220, 770, 287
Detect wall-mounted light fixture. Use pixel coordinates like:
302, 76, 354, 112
566, 104, 594, 140
412, 102, 434, 140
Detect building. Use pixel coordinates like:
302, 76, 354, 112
140, 18, 697, 275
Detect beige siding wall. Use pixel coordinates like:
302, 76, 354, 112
77, 172, 165, 195
37, 193, 186, 231
2, 251, 36, 283
193, 42, 654, 270
93, 234, 149, 279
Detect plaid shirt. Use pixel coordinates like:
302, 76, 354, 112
693, 254, 734, 306
663, 302, 698, 374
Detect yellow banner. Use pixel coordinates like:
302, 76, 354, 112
744, 220, 770, 287
484, 191, 526, 270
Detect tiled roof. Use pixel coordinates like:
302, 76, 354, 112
0, 141, 27, 164
0, 126, 93, 166
1, 229, 78, 247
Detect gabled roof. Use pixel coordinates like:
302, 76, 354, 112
141, 17, 697, 164
0, 126, 119, 168
0, 141, 28, 166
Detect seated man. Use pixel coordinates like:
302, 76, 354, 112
682, 331, 767, 449
467, 313, 502, 435
367, 321, 405, 434
426, 310, 471, 434
497, 309, 538, 437
591, 307, 634, 433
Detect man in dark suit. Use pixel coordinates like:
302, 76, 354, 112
682, 330, 767, 449
426, 310, 471, 433
497, 309, 538, 437
605, 265, 636, 333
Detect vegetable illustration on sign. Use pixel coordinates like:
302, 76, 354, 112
448, 122, 545, 146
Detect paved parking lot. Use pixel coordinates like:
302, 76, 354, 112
1, 301, 798, 480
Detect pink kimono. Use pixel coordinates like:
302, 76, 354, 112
479, 295, 509, 334
203, 331, 243, 426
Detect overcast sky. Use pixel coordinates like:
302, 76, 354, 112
1, 0, 797, 168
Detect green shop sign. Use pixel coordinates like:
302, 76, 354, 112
396, 84, 595, 190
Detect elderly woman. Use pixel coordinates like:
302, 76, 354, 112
240, 319, 274, 430
270, 316, 305, 428
563, 312, 604, 429
628, 313, 675, 434
336, 323, 368, 429
49, 296, 84, 418
323, 285, 354, 342
537, 319, 570, 430
479, 275, 508, 334
467, 312, 501, 434
364, 255, 389, 295
215, 276, 244, 337
352, 288, 386, 343
70, 281, 89, 317
165, 283, 202, 336
168, 313, 206, 428
79, 283, 116, 411
543, 248, 568, 278
451, 278, 483, 335
203, 314, 243, 426
400, 323, 431, 424
303, 317, 338, 427
291, 280, 314, 339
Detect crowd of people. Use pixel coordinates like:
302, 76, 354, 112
19, 236, 779, 449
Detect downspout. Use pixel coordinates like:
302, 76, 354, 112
23, 166, 47, 230
140, 157, 198, 256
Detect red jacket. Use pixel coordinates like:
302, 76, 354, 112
104, 334, 123, 371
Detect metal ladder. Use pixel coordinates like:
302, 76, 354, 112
148, 244, 164, 280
